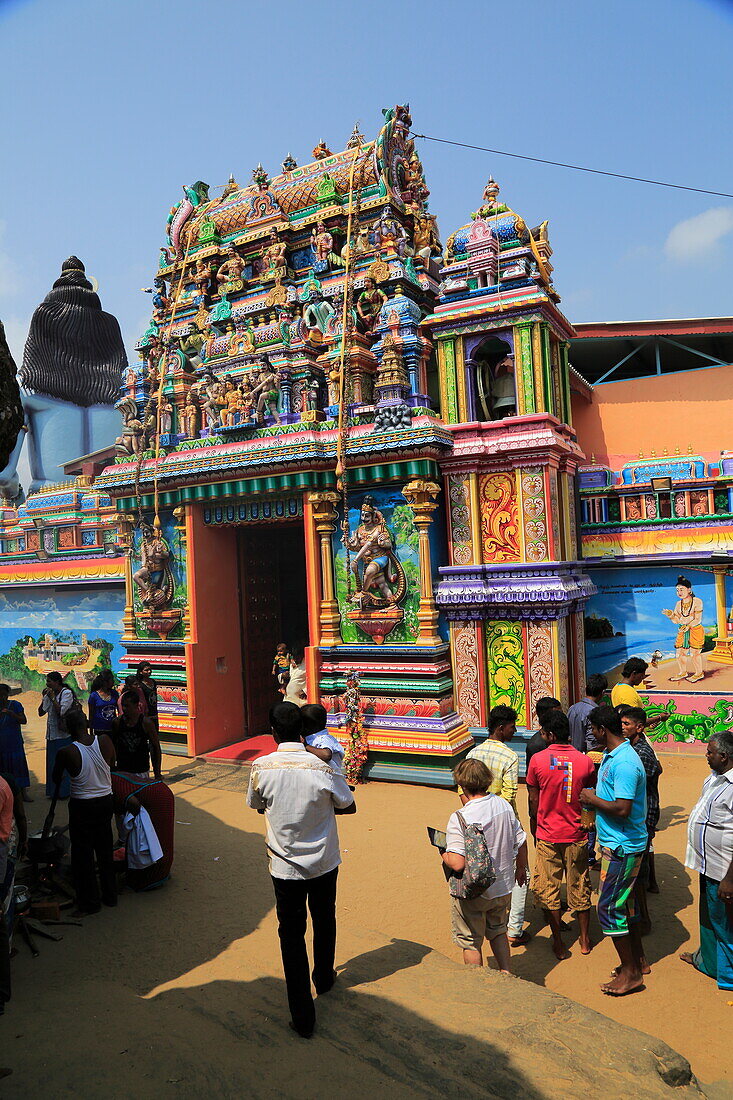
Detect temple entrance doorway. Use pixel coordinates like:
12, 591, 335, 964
237, 522, 310, 737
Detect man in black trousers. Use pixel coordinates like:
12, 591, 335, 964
247, 702, 355, 1038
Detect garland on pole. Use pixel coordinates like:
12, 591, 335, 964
342, 669, 368, 784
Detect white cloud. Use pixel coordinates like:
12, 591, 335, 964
664, 206, 733, 262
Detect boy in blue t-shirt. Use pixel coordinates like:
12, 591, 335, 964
301, 704, 344, 774
580, 704, 648, 997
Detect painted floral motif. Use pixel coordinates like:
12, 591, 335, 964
557, 617, 570, 708
448, 474, 472, 565
527, 621, 554, 716
485, 620, 526, 726
549, 471, 561, 557
453, 622, 481, 727
479, 473, 520, 562
521, 467, 548, 563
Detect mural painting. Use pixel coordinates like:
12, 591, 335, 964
131, 511, 187, 641
585, 565, 733, 745
333, 490, 421, 645
0, 584, 124, 695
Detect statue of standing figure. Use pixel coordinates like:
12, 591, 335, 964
250, 357, 282, 424
216, 247, 246, 295
311, 221, 333, 268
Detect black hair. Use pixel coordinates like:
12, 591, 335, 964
46, 671, 64, 685
677, 576, 693, 591
622, 657, 648, 677
0, 683, 9, 694
269, 702, 303, 742
136, 661, 153, 677
301, 703, 327, 738
120, 689, 141, 707
536, 696, 562, 728
545, 710, 570, 744
65, 709, 88, 738
90, 669, 114, 693
622, 706, 647, 729
589, 704, 622, 738
488, 705, 517, 733
585, 673, 608, 699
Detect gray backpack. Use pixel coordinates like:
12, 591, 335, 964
448, 811, 497, 900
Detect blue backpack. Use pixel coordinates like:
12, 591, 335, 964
448, 811, 496, 900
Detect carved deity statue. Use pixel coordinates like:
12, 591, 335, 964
262, 233, 288, 279
216, 247, 246, 294
250, 357, 281, 425
174, 322, 206, 370
372, 208, 408, 258
183, 392, 199, 438
143, 277, 169, 322
346, 496, 404, 606
221, 379, 243, 427
311, 221, 333, 267
192, 259, 213, 304
413, 212, 442, 262
115, 395, 145, 456
356, 277, 387, 337
159, 399, 174, 435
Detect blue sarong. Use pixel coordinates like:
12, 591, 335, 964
692, 873, 733, 991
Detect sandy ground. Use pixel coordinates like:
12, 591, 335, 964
2, 696, 732, 1095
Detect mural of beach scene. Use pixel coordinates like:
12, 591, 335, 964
0, 584, 125, 696
585, 565, 733, 746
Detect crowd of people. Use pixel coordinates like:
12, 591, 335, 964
2, 650, 732, 1048
440, 657, 733, 1000
0, 661, 170, 1034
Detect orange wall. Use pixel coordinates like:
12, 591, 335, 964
572, 362, 733, 468
185, 507, 245, 754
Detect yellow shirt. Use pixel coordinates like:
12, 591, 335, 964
610, 682, 643, 708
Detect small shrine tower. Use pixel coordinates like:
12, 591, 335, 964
425, 178, 594, 731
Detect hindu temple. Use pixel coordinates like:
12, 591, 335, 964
1, 104, 732, 782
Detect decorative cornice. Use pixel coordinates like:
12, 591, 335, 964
437, 561, 596, 621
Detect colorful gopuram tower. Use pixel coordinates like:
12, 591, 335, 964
95, 106, 472, 781
427, 177, 594, 735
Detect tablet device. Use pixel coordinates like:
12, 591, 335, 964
427, 826, 447, 849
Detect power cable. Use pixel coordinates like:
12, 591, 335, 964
410, 132, 733, 200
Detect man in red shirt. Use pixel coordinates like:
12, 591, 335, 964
526, 710, 596, 960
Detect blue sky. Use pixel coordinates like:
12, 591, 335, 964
1, 0, 732, 370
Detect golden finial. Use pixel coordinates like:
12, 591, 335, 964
651, 449, 657, 458
222, 174, 238, 198
663, 447, 668, 457
638, 450, 644, 459
688, 443, 693, 455
675, 446, 681, 456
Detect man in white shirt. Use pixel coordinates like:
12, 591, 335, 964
681, 731, 733, 990
247, 702, 356, 1038
38, 672, 74, 798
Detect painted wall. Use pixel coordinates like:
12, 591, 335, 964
332, 488, 448, 645
572, 361, 733, 468
0, 582, 125, 696
585, 564, 733, 750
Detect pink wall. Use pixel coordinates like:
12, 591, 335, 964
572, 362, 733, 467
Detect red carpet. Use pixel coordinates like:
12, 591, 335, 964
202, 734, 276, 764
